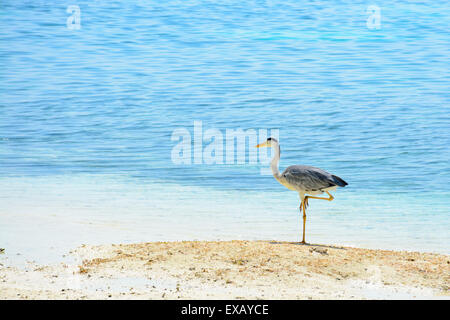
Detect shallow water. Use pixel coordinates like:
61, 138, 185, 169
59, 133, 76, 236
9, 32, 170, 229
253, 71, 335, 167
1, 1, 449, 263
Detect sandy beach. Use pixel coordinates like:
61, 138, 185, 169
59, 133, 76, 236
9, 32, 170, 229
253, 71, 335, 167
0, 240, 448, 300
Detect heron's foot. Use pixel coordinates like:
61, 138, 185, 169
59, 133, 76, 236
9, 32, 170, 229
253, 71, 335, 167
299, 240, 307, 245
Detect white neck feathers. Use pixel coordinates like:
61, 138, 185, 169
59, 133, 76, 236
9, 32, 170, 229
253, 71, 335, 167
270, 143, 281, 180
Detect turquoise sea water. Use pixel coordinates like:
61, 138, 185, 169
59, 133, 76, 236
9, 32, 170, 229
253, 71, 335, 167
1, 1, 449, 263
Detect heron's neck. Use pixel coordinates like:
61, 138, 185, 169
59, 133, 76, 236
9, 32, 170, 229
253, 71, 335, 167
271, 143, 281, 179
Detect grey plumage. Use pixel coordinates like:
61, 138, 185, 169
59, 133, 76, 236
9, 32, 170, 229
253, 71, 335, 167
282, 165, 348, 192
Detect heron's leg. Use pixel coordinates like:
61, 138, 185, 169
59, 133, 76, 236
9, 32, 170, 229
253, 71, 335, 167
305, 191, 334, 202
300, 198, 307, 244
300, 192, 334, 244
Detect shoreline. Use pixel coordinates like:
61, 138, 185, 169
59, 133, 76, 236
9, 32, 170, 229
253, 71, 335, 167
1, 240, 449, 299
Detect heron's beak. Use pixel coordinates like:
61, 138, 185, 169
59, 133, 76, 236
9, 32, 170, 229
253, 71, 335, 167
255, 141, 269, 148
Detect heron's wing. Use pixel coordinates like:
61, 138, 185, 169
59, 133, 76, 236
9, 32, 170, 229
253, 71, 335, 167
282, 165, 345, 191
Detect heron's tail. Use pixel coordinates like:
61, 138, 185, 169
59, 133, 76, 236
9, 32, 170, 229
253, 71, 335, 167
331, 175, 348, 187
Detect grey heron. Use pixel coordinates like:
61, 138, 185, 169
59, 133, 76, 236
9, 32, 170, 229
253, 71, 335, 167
256, 137, 348, 244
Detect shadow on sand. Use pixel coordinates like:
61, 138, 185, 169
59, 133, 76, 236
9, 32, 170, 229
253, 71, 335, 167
267, 241, 346, 250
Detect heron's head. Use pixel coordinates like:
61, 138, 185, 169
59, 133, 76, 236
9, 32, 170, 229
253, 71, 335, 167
255, 137, 278, 148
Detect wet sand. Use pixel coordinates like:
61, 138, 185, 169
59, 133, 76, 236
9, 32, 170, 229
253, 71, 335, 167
0, 240, 449, 299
